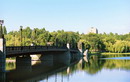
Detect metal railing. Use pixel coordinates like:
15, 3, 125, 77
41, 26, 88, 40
6, 46, 68, 55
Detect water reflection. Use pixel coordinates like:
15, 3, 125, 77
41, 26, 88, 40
83, 55, 130, 74
6, 62, 15, 71
3, 54, 130, 82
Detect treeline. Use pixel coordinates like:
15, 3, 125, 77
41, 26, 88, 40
81, 32, 130, 53
5, 27, 80, 49
3, 26, 130, 53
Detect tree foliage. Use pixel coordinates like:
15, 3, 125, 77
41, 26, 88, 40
3, 26, 130, 53
80, 32, 130, 53
5, 27, 80, 49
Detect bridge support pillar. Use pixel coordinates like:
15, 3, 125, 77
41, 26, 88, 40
78, 42, 85, 56
0, 23, 6, 81
0, 51, 6, 72
0, 51, 6, 82
54, 51, 71, 66
16, 56, 32, 72
40, 55, 53, 66
54, 43, 71, 65
70, 52, 80, 61
0, 38, 6, 72
0, 72, 5, 82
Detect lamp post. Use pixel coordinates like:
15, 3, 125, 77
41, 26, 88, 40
20, 26, 23, 46
0, 20, 4, 38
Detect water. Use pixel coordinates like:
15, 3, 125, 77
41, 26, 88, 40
3, 54, 130, 82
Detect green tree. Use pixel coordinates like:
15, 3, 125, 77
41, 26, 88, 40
3, 26, 7, 35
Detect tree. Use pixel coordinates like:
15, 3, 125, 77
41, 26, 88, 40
84, 33, 104, 51
3, 26, 7, 35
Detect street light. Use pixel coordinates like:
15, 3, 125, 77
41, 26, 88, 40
20, 26, 23, 46
0, 20, 4, 38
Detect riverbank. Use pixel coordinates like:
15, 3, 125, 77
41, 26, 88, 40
101, 52, 130, 55
88, 52, 130, 55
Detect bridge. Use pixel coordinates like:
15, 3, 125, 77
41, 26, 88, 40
0, 34, 82, 74
0, 20, 86, 82
0, 21, 84, 78
0, 42, 81, 82
6, 46, 79, 57
1, 42, 81, 72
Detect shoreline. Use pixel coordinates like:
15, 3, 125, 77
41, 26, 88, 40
101, 52, 130, 55
88, 52, 130, 55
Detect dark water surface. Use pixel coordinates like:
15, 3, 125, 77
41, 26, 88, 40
4, 54, 130, 82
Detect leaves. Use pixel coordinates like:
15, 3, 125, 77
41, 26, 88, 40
4, 26, 130, 53
80, 32, 130, 53
5, 27, 80, 48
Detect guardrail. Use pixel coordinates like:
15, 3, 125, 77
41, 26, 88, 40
6, 46, 68, 55
6, 46, 79, 56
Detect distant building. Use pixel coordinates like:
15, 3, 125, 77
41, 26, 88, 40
88, 27, 98, 34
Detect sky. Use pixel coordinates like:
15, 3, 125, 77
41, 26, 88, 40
1, 0, 130, 34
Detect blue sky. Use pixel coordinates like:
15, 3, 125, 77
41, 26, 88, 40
1, 0, 130, 34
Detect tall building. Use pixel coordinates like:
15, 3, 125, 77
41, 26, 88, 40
88, 27, 98, 34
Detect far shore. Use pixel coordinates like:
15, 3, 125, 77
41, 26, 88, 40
101, 52, 130, 55
88, 52, 130, 55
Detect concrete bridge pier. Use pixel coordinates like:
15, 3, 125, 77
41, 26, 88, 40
70, 52, 80, 61
0, 23, 6, 81
0, 72, 5, 82
0, 51, 6, 82
53, 50, 71, 66
78, 42, 85, 56
16, 55, 32, 72
0, 51, 6, 72
40, 54, 53, 67
0, 36, 6, 72
54, 43, 71, 65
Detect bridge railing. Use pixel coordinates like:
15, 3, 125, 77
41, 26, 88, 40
6, 45, 79, 56
6, 46, 68, 54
